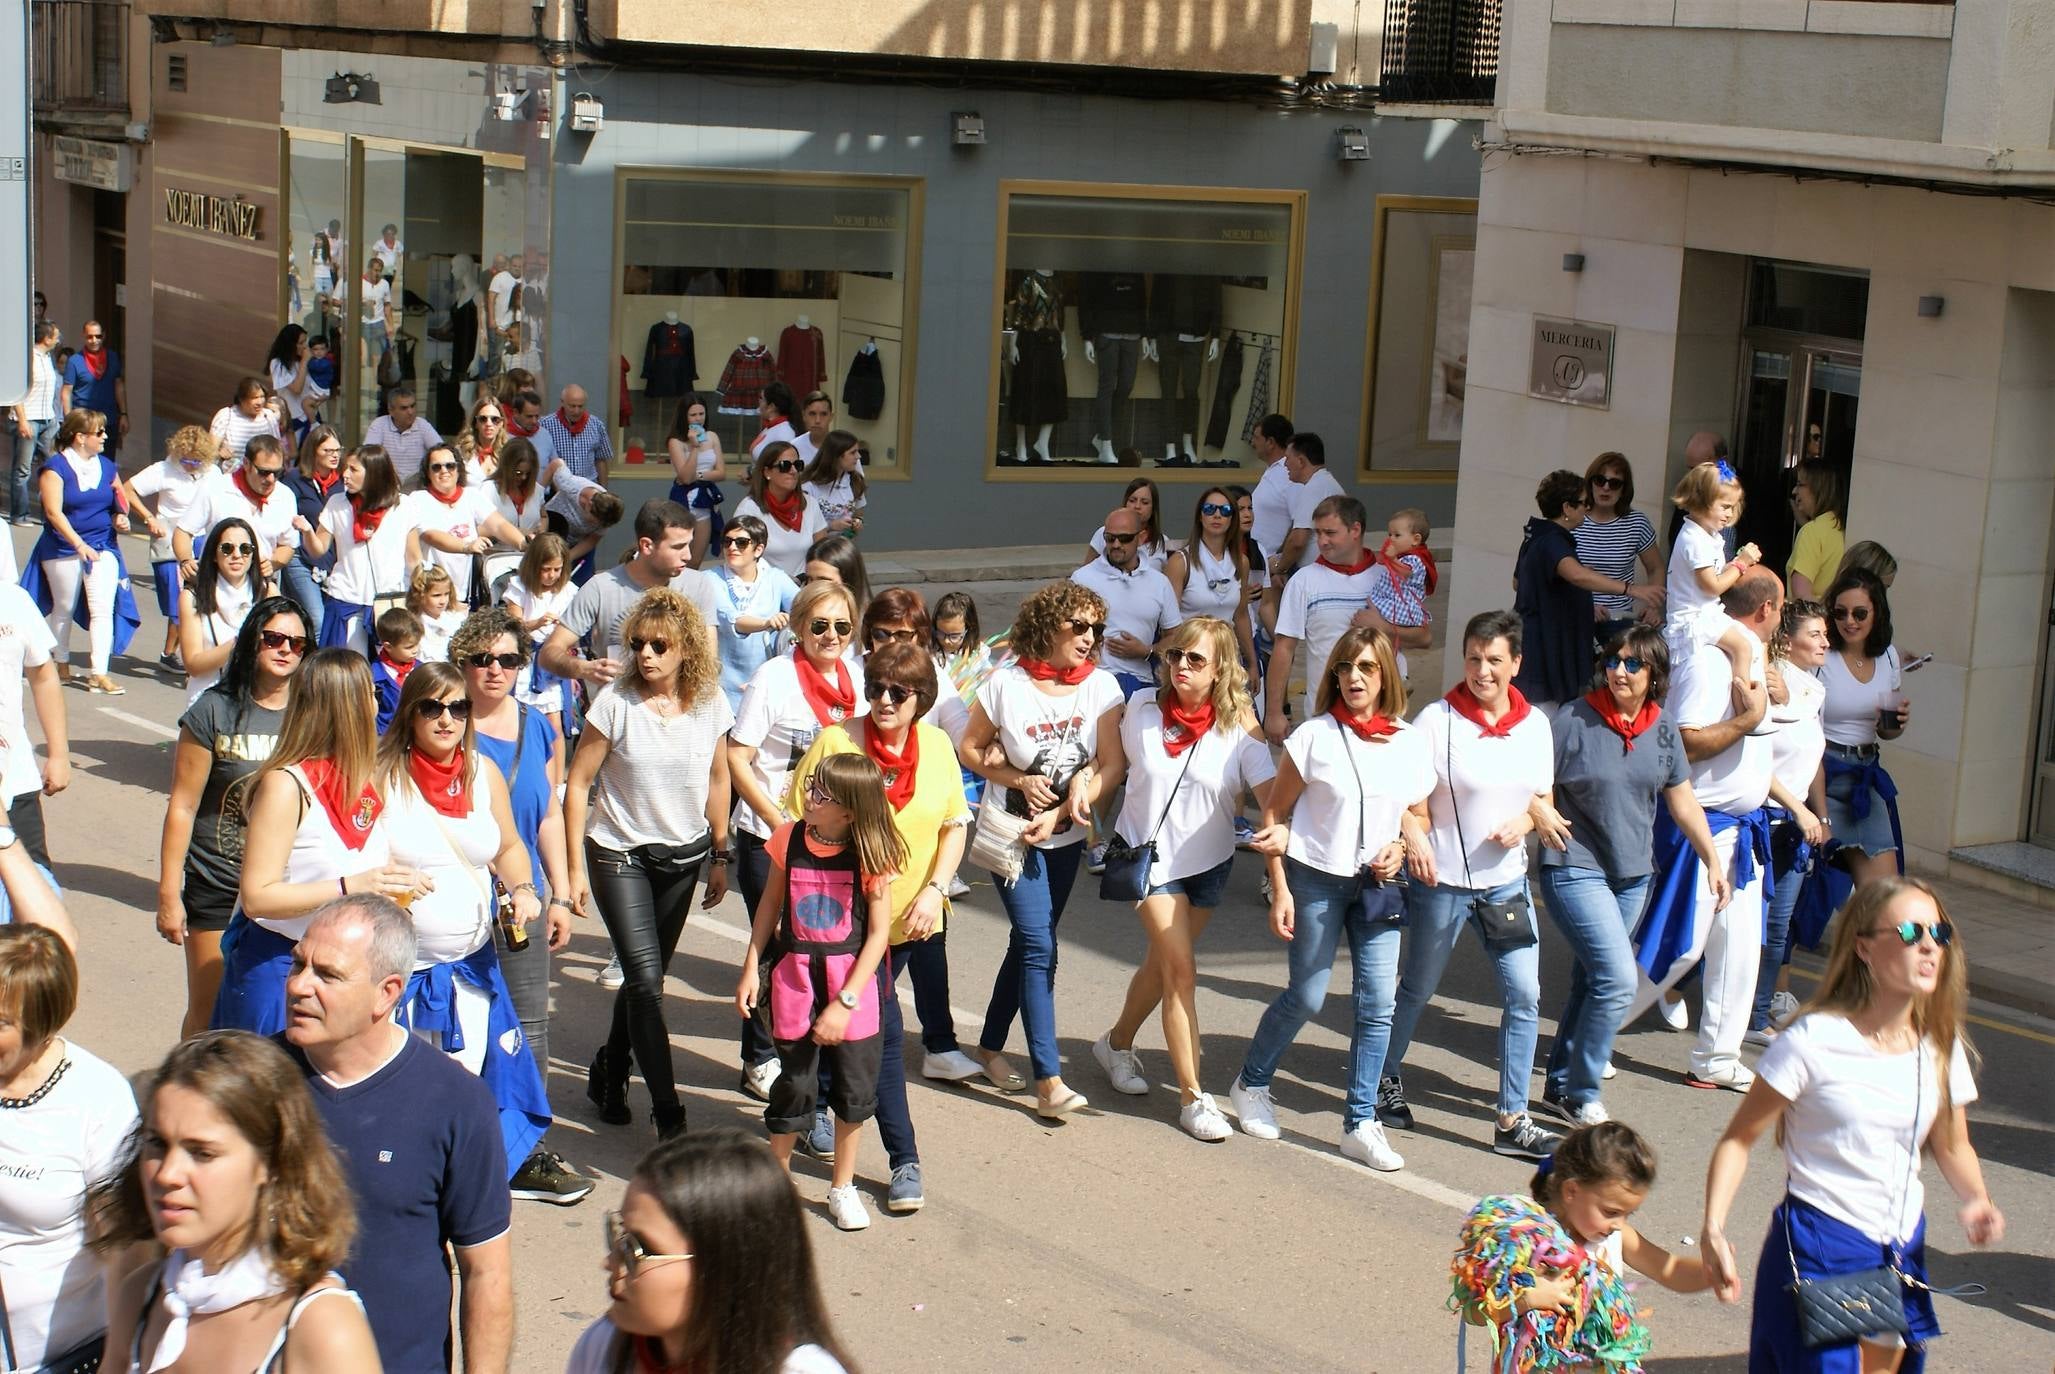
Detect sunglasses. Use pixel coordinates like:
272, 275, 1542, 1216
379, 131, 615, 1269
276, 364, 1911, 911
218, 542, 255, 557
1334, 658, 1381, 679
1866, 919, 1954, 948
721, 534, 757, 550
1591, 474, 1625, 489
1603, 654, 1648, 674
83, 333, 103, 341
427, 461, 461, 473
1064, 617, 1105, 642
866, 681, 914, 705
1198, 502, 1234, 518
1102, 530, 1138, 545
629, 637, 671, 656
768, 459, 805, 473
248, 466, 284, 480
259, 629, 309, 655
808, 619, 852, 638
475, 415, 504, 425
463, 651, 524, 670
1833, 606, 1871, 622
870, 627, 919, 645
604, 1212, 692, 1280
1164, 647, 1210, 670
415, 698, 473, 722
805, 777, 837, 809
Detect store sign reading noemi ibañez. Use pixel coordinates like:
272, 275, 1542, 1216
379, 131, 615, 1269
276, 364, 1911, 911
163, 187, 262, 242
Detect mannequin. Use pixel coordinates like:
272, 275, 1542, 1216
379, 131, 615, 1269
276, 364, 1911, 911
747, 335, 761, 348
643, 308, 698, 442
777, 315, 828, 393
1004, 268, 1067, 463
1147, 274, 1224, 464
664, 309, 679, 324
1080, 270, 1147, 464
717, 336, 775, 417
447, 253, 484, 411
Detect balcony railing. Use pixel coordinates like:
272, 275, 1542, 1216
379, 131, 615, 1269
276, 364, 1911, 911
1381, 0, 1500, 105
33, 0, 130, 116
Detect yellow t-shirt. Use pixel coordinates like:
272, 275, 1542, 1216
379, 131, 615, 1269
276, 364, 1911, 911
1787, 514, 1844, 595
786, 720, 971, 944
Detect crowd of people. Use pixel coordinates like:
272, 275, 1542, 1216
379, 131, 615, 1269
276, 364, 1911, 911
0, 331, 2010, 1374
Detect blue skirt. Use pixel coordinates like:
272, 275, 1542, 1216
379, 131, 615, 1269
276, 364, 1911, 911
153, 560, 182, 620
1750, 1196, 1940, 1373
210, 915, 297, 1033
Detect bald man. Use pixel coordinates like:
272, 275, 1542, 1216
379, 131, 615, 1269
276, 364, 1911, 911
541, 383, 612, 486
1071, 506, 1182, 696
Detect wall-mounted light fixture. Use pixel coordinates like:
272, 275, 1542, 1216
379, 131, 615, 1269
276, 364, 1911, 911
1562, 253, 1586, 272
951, 112, 986, 146
1335, 127, 1370, 162
1917, 295, 1945, 318
323, 72, 380, 104
570, 93, 604, 133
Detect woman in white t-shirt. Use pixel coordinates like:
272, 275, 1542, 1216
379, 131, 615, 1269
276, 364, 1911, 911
295, 444, 416, 653
1382, 609, 1561, 1163
124, 423, 229, 670
0, 925, 139, 1374
1162, 486, 1257, 679
664, 397, 725, 565
566, 589, 733, 1139
1820, 568, 1907, 891
1091, 617, 1272, 1142
1231, 626, 1432, 1169
733, 440, 826, 579
405, 441, 529, 607
266, 324, 326, 437
177, 517, 269, 705
798, 430, 867, 536
1752, 599, 1832, 1043
957, 581, 1127, 1120
726, 580, 864, 1100
1702, 878, 2004, 1372
564, 1131, 853, 1374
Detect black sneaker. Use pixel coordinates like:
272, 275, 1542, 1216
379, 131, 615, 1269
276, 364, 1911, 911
1375, 1075, 1415, 1131
510, 1149, 595, 1206
796, 1107, 836, 1164
586, 1047, 631, 1126
1494, 1113, 1564, 1161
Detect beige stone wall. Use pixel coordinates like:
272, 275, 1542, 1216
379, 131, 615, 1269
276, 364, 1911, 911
1448, 152, 2055, 864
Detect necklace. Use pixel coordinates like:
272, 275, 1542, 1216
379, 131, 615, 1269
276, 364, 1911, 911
1, 1051, 71, 1109
805, 823, 849, 847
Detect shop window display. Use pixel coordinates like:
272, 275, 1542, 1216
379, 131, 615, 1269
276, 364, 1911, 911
991, 186, 1302, 476
613, 173, 919, 480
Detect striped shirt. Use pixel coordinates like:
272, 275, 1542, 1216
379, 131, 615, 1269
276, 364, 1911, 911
22, 349, 59, 421
209, 405, 284, 470
1574, 509, 1656, 618
540, 411, 613, 481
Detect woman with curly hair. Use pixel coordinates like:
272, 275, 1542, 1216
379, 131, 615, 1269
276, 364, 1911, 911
91, 1031, 380, 1372
123, 423, 226, 670
957, 580, 1127, 1119
1091, 615, 1273, 1141
567, 588, 733, 1140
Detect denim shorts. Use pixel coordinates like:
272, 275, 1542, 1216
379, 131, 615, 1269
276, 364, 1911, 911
1824, 750, 1899, 856
1147, 854, 1233, 907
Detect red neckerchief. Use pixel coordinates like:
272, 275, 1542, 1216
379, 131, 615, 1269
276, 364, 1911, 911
1583, 689, 1659, 753
1317, 549, 1374, 576
231, 464, 267, 508
1411, 546, 1440, 596
761, 486, 806, 532
299, 757, 383, 850
80, 347, 108, 380
471, 443, 498, 466
506, 416, 538, 438
351, 496, 390, 544
1019, 657, 1092, 686
633, 1336, 705, 1374
1383, 541, 1440, 596
1444, 683, 1532, 738
310, 468, 341, 496
555, 406, 589, 436
1160, 698, 1215, 757
1330, 703, 1398, 740
863, 718, 919, 810
793, 649, 855, 726
408, 746, 470, 818
377, 650, 416, 685
426, 481, 466, 507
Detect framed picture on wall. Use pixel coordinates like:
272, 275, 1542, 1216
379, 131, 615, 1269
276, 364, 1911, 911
1359, 195, 1478, 482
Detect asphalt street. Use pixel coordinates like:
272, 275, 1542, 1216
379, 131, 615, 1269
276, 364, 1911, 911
36, 547, 2055, 1372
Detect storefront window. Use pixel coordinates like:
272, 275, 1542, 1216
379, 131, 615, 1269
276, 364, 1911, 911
991, 184, 1303, 477
613, 171, 920, 483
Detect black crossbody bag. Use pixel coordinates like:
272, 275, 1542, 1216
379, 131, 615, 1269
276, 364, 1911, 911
1338, 726, 1404, 922
1446, 714, 1536, 951
1100, 730, 1200, 903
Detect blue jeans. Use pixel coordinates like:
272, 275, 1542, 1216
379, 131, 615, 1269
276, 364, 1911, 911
875, 943, 921, 1169
1752, 839, 1806, 1032
1537, 865, 1650, 1106
10, 416, 55, 519
735, 831, 779, 1069
1387, 878, 1541, 1118
1237, 857, 1404, 1131
279, 560, 325, 635
979, 842, 1083, 1082
900, 932, 959, 1055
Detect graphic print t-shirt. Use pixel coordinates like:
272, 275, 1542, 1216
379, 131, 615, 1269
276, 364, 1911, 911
974, 665, 1124, 848
177, 688, 285, 898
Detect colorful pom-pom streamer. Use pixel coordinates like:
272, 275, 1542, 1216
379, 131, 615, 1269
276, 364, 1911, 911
1448, 1194, 1652, 1372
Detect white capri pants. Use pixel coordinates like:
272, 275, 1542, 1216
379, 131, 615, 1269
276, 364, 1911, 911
41, 552, 119, 674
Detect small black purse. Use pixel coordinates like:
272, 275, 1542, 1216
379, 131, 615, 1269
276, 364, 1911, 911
1100, 728, 1200, 903
1446, 724, 1537, 952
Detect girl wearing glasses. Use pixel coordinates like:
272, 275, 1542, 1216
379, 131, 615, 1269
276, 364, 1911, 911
568, 589, 733, 1141
735, 440, 826, 579
711, 515, 799, 712
1574, 451, 1664, 645
1531, 623, 1725, 1127
1094, 616, 1273, 1142
1819, 568, 1908, 894
373, 662, 553, 1175
1163, 488, 1258, 685
728, 580, 866, 1109
1702, 878, 2003, 1372
124, 423, 227, 672
27, 408, 134, 695
157, 596, 311, 1038
567, 1131, 854, 1373
176, 518, 271, 706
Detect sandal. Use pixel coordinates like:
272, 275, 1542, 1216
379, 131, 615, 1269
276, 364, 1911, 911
1035, 1088, 1090, 1120
972, 1050, 1026, 1093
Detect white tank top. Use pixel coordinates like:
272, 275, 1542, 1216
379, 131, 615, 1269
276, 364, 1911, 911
382, 756, 500, 966
1178, 541, 1245, 624
258, 764, 391, 940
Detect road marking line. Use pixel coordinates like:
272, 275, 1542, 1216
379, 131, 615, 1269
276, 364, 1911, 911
97, 706, 179, 739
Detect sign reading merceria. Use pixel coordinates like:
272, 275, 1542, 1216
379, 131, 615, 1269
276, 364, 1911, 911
162, 186, 262, 241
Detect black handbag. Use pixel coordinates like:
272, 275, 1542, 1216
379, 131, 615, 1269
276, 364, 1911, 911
1445, 722, 1537, 951
1100, 728, 1200, 903
1335, 725, 1404, 921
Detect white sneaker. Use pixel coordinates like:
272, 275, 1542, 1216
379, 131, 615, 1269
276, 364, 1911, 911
1568, 1099, 1610, 1126
1743, 1026, 1778, 1048
920, 1049, 984, 1083
598, 955, 625, 990
946, 875, 971, 898
1601, 1060, 1618, 1080
1180, 1093, 1233, 1142
1687, 1062, 1757, 1093
1229, 1075, 1280, 1140
1340, 1119, 1405, 1171
1658, 995, 1689, 1031
1769, 989, 1800, 1022
1092, 1032, 1149, 1095
740, 1058, 782, 1101
826, 1184, 870, 1231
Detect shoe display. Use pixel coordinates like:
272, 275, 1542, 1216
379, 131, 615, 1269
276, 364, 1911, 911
886, 1162, 925, 1214
1229, 1076, 1280, 1140
585, 1046, 631, 1126
509, 1148, 595, 1205
1180, 1093, 1233, 1142
920, 1049, 984, 1082
1091, 1032, 1149, 1095
798, 1108, 837, 1163
1494, 1113, 1564, 1161
598, 955, 625, 990
827, 1184, 871, 1231
1340, 1119, 1405, 1171
1375, 1075, 1415, 1131
740, 1058, 782, 1102
1686, 1063, 1757, 1093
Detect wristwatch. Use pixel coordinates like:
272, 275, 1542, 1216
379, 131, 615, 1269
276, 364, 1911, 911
709, 850, 732, 866
548, 895, 576, 911
836, 989, 860, 1010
